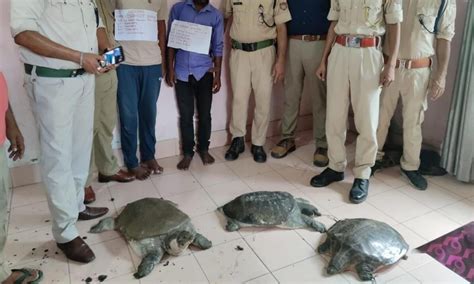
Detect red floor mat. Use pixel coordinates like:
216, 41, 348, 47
417, 221, 474, 283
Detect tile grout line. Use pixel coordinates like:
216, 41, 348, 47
240, 236, 277, 282
394, 184, 466, 211
190, 252, 211, 284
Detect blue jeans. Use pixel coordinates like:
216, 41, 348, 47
117, 64, 162, 169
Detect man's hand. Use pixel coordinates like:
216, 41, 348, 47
161, 64, 167, 84
81, 53, 103, 74
380, 65, 395, 87
6, 123, 25, 161
315, 62, 327, 81
428, 76, 446, 101
212, 75, 221, 94
166, 69, 176, 87
209, 67, 221, 93
272, 60, 285, 84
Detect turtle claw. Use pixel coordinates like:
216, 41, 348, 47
193, 233, 212, 250
302, 215, 326, 233
134, 251, 163, 279
225, 220, 240, 232
356, 263, 375, 282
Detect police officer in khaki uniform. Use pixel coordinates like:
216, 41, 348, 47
84, 0, 135, 205
271, 0, 330, 167
374, 0, 456, 190
224, 0, 292, 163
311, 0, 402, 204
11, 0, 110, 263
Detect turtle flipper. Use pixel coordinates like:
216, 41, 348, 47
297, 201, 321, 217
355, 263, 375, 281
317, 238, 331, 254
134, 249, 164, 279
301, 215, 326, 233
192, 233, 212, 250
225, 220, 240, 232
90, 217, 115, 233
327, 251, 351, 275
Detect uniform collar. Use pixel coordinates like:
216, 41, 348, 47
185, 0, 212, 12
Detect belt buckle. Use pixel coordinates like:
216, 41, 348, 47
398, 59, 411, 70
302, 35, 310, 41
72, 70, 78, 77
249, 43, 257, 52
346, 36, 361, 48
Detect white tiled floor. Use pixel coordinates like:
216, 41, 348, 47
6, 133, 474, 283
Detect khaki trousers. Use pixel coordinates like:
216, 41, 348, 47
326, 44, 384, 179
229, 46, 275, 146
282, 39, 327, 148
26, 71, 94, 243
0, 145, 10, 282
86, 70, 119, 187
376, 67, 430, 170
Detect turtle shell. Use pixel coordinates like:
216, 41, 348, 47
222, 191, 297, 226
327, 219, 408, 266
115, 198, 189, 241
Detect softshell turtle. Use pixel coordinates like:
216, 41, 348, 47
318, 218, 409, 281
219, 191, 326, 232
90, 198, 212, 279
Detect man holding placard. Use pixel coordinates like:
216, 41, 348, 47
166, 0, 224, 170
114, 0, 168, 180
224, 0, 292, 163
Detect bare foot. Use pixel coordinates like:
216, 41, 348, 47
129, 166, 151, 180
141, 159, 164, 175
199, 151, 215, 165
177, 156, 193, 170
3, 268, 43, 284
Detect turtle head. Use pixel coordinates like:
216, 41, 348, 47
164, 231, 194, 256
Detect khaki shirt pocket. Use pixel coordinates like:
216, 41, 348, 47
46, 0, 83, 23
231, 0, 247, 24
416, 0, 439, 33
338, 0, 352, 24
363, 0, 382, 27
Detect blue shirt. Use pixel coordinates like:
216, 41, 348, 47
286, 0, 331, 36
168, 0, 224, 82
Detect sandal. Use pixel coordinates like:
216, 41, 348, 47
11, 268, 43, 284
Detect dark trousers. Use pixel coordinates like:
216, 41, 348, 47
175, 73, 213, 156
117, 64, 162, 169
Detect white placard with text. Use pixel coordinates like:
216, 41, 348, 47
168, 20, 212, 55
115, 9, 158, 41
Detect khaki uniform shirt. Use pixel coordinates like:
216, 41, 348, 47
387, 0, 456, 59
97, 0, 117, 47
113, 0, 167, 66
328, 0, 403, 36
225, 0, 292, 43
11, 0, 104, 70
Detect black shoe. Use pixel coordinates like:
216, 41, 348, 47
401, 168, 428, 190
225, 137, 245, 161
310, 168, 344, 187
370, 160, 384, 177
349, 179, 369, 204
251, 145, 267, 163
